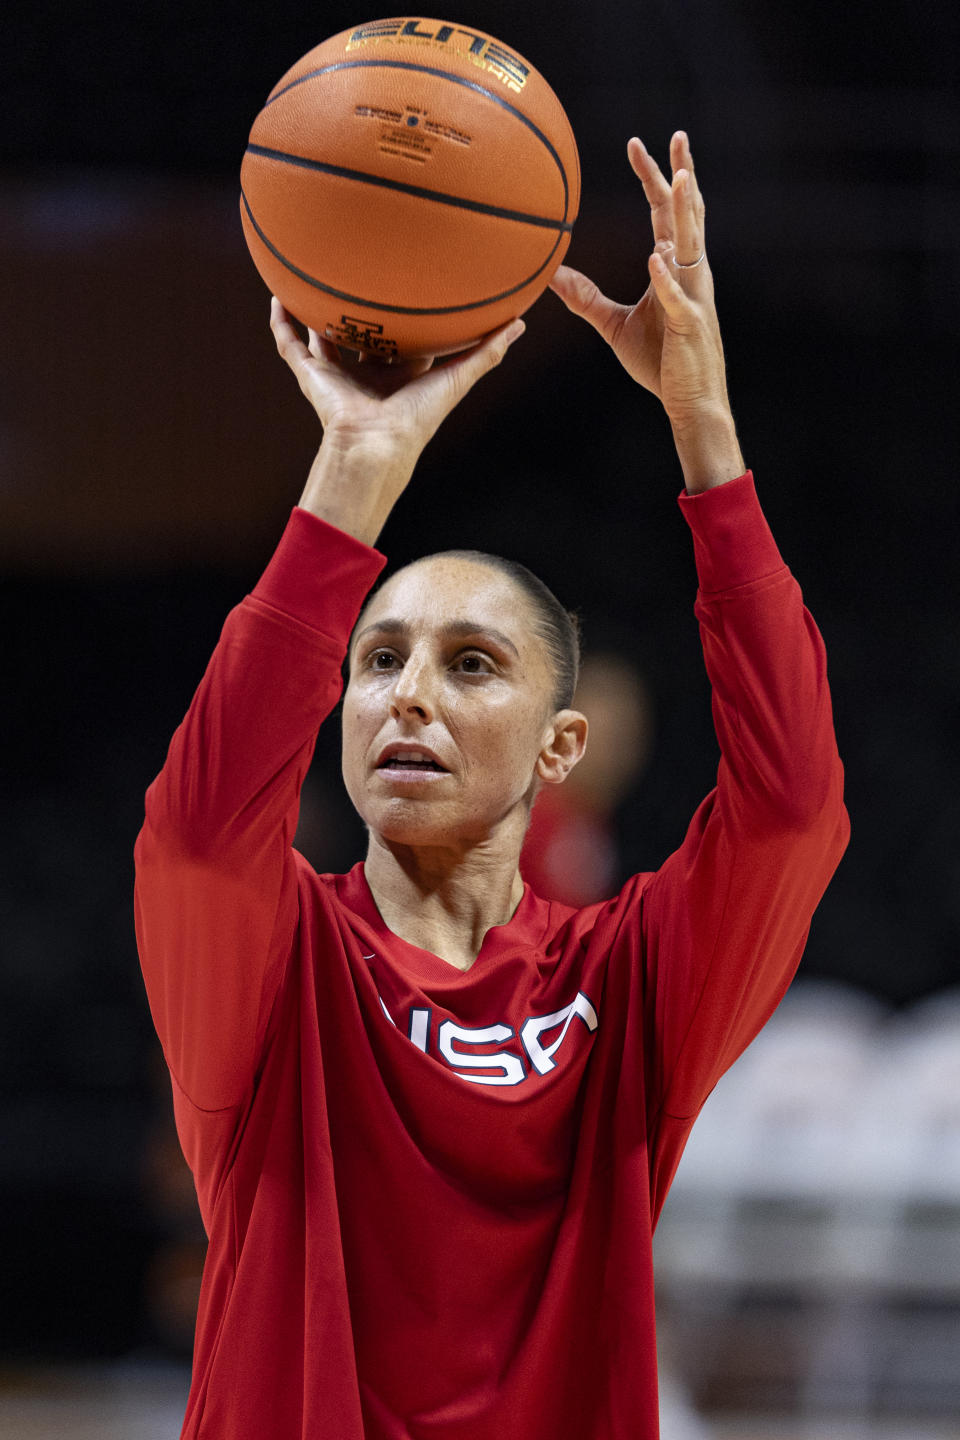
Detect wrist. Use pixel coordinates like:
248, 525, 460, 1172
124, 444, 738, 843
669, 405, 745, 494
298, 434, 417, 546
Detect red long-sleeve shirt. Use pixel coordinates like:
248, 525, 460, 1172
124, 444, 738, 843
135, 472, 848, 1440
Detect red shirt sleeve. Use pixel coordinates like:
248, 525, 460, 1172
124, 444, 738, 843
134, 509, 385, 1117
640, 473, 850, 1217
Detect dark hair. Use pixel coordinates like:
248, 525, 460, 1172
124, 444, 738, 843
352, 550, 581, 711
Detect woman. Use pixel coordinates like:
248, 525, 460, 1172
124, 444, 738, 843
136, 134, 848, 1440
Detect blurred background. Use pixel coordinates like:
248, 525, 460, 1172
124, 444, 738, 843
1, 1, 958, 1436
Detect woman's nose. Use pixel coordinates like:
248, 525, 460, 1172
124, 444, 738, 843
389, 655, 435, 722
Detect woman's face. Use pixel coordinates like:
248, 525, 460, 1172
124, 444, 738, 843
342, 556, 564, 851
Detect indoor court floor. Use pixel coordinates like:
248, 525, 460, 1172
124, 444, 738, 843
0, 1363, 957, 1440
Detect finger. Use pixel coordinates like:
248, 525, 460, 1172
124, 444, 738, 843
670, 130, 694, 176
420, 318, 525, 407
549, 264, 631, 345
671, 131, 704, 218
627, 137, 675, 248
668, 169, 705, 273
271, 296, 314, 370
361, 353, 436, 395
647, 250, 698, 330
397, 355, 435, 380
669, 132, 707, 268
670, 129, 702, 202
442, 317, 525, 375
270, 295, 298, 340
307, 326, 342, 366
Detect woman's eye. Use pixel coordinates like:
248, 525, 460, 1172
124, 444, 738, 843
455, 652, 491, 674
370, 650, 398, 670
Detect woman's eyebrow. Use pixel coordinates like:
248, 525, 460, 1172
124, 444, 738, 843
354, 617, 519, 658
354, 618, 407, 645
442, 620, 520, 657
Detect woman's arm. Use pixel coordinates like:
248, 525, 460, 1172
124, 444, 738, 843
641, 477, 848, 1216
134, 520, 384, 1121
553, 133, 848, 1216
135, 310, 525, 1124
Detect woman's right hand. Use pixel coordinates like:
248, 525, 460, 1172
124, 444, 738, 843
270, 299, 525, 544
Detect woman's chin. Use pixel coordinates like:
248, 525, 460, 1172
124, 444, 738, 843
365, 805, 530, 862
363, 800, 459, 850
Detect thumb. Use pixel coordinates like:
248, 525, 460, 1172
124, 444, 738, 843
549, 265, 629, 344
420, 317, 526, 413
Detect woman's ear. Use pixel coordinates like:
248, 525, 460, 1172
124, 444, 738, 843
536, 710, 588, 786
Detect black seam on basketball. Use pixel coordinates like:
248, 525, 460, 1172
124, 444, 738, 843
245, 144, 573, 233
240, 188, 566, 315
260, 58, 571, 223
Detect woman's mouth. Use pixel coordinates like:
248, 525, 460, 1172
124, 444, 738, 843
377, 746, 449, 775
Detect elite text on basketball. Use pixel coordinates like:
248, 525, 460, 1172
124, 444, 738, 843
346, 20, 530, 94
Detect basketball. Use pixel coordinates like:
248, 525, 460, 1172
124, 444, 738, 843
240, 18, 580, 358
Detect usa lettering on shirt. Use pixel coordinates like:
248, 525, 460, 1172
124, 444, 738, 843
377, 989, 600, 1087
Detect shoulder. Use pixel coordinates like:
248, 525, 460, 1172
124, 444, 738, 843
533, 870, 656, 955
291, 853, 364, 929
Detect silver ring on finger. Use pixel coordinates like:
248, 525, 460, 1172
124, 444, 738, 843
672, 251, 706, 269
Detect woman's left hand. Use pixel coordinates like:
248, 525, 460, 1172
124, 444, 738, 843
550, 131, 744, 489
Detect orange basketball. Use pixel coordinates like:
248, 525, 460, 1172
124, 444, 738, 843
240, 18, 580, 357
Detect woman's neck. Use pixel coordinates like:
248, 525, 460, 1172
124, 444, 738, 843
363, 833, 526, 971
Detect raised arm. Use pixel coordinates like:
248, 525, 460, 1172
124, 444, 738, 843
134, 311, 526, 1134
643, 478, 848, 1190
554, 134, 849, 1215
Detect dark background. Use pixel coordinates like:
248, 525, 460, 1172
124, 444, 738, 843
1, 0, 957, 1361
